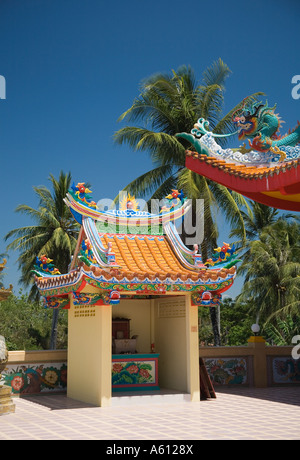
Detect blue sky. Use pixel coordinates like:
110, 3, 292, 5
0, 0, 299, 298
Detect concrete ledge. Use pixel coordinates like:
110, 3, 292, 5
8, 349, 67, 363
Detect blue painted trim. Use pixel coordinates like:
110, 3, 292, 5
112, 353, 160, 359
112, 386, 160, 392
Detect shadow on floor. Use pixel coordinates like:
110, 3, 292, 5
19, 388, 190, 410
215, 386, 300, 407
19, 394, 97, 410
19, 386, 300, 410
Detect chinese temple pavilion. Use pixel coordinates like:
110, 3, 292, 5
0, 260, 13, 301
33, 184, 240, 406
177, 100, 300, 211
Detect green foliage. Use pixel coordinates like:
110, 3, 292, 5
237, 218, 300, 325
198, 298, 253, 346
0, 292, 68, 351
219, 298, 253, 346
264, 315, 300, 345
198, 307, 215, 346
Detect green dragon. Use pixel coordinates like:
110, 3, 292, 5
232, 100, 300, 159
176, 100, 300, 162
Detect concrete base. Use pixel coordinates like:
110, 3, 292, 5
0, 385, 15, 415
111, 388, 191, 406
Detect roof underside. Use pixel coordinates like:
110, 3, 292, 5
186, 151, 300, 211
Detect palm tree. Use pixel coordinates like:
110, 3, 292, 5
264, 315, 300, 346
114, 59, 261, 345
236, 219, 300, 327
230, 201, 279, 242
5, 171, 79, 349
229, 201, 281, 267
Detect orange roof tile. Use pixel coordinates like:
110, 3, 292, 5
101, 233, 199, 278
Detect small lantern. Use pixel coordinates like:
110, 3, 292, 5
251, 323, 260, 336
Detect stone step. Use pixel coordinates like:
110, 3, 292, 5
0, 401, 15, 415
0, 385, 16, 415
0, 396, 14, 405
0, 385, 13, 397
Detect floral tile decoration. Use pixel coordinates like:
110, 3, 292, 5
272, 357, 300, 384
112, 356, 159, 390
1, 362, 67, 395
204, 358, 248, 385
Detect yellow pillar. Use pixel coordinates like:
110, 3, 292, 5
248, 336, 267, 388
185, 294, 200, 402
67, 293, 112, 406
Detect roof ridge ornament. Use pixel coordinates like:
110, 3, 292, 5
64, 184, 191, 227
32, 255, 61, 277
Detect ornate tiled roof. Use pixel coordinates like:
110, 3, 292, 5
33, 183, 240, 308
35, 231, 237, 296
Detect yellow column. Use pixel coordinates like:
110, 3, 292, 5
185, 294, 200, 402
67, 293, 112, 406
150, 298, 155, 352
248, 336, 267, 388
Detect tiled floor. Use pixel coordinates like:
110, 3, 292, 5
0, 387, 299, 440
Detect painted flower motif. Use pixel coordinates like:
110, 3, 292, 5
11, 375, 24, 391
44, 370, 58, 386
139, 368, 150, 379
112, 363, 123, 373
127, 365, 139, 374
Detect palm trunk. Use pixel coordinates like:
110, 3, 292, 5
50, 309, 59, 350
209, 305, 221, 346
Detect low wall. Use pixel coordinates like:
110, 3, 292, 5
200, 339, 299, 387
2, 350, 67, 395
1, 339, 299, 396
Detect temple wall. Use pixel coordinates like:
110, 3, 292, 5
3, 344, 299, 397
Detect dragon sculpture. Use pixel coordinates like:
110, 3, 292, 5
177, 98, 300, 211
33, 255, 61, 276
232, 100, 300, 161
177, 99, 300, 164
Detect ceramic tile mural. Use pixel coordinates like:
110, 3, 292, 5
1, 362, 67, 395
271, 357, 300, 384
112, 355, 159, 390
204, 358, 248, 385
